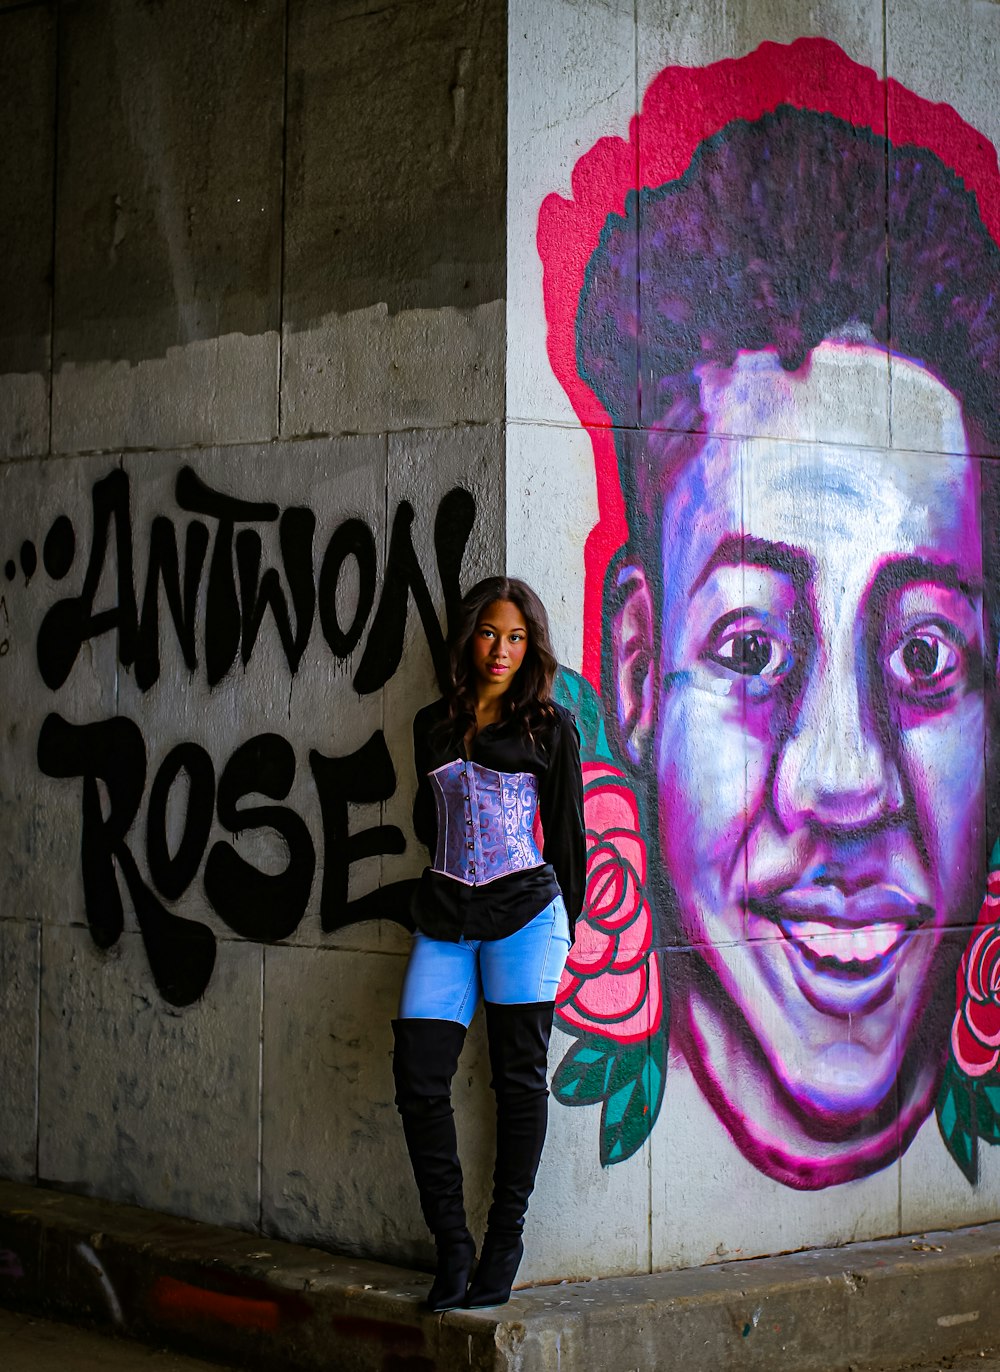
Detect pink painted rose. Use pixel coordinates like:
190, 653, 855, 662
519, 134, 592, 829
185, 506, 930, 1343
952, 872, 1000, 1076
555, 763, 663, 1045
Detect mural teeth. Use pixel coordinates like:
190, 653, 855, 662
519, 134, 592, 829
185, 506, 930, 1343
791, 921, 906, 963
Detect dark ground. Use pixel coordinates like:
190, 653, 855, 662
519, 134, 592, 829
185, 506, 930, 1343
0, 1308, 237, 1371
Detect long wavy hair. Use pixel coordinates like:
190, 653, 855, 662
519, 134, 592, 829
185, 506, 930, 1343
440, 577, 559, 746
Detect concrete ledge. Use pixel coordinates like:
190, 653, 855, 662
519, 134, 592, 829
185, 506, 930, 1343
0, 1180, 998, 1371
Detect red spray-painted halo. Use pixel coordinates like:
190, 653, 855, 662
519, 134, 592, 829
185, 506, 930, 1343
536, 36, 1000, 685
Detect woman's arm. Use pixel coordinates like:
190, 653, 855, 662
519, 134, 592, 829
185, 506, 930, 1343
539, 710, 586, 935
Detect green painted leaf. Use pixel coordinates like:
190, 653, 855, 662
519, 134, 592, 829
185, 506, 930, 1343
954, 1073, 974, 1134
605, 1042, 648, 1096
552, 1039, 616, 1106
953, 1131, 977, 1185
938, 1081, 957, 1140
555, 1029, 669, 1165
599, 1029, 668, 1166
973, 1079, 1000, 1143
553, 667, 614, 763
937, 1059, 979, 1185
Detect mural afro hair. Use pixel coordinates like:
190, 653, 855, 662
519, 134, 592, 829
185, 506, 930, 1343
577, 104, 1000, 533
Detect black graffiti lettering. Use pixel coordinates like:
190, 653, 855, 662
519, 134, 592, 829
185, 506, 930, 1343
353, 488, 477, 693
318, 518, 377, 658
146, 742, 216, 901
37, 713, 138, 949
37, 713, 420, 999
174, 466, 280, 524
30, 468, 479, 1001
135, 517, 209, 691
204, 734, 316, 941
36, 466, 475, 694
20, 540, 37, 582
309, 732, 411, 932
354, 503, 439, 694
236, 507, 316, 672
36, 469, 138, 690
353, 487, 476, 695
43, 514, 75, 580
36, 713, 217, 1006
176, 466, 279, 686
434, 486, 478, 641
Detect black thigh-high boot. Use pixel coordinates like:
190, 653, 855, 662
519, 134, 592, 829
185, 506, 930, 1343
391, 1018, 476, 1312
464, 1000, 555, 1308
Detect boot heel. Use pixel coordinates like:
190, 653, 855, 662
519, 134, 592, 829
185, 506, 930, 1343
464, 1233, 524, 1308
427, 1232, 476, 1312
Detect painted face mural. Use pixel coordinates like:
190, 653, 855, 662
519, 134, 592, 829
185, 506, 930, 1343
540, 38, 1000, 1187
647, 345, 984, 1182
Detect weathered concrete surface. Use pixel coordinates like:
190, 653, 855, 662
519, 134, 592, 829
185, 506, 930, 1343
2, 1180, 1000, 1372
283, 0, 505, 325
280, 0, 505, 436
0, 425, 504, 1273
5, 1308, 996, 1372
884, 1358, 1000, 1372
0, 921, 39, 1182
3, 0, 1000, 1307
0, 1, 55, 459
259, 942, 494, 1269
51, 0, 284, 451
37, 928, 262, 1230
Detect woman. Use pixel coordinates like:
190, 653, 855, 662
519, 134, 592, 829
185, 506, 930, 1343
392, 577, 585, 1311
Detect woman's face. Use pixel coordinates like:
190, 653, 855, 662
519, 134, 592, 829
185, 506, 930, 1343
642, 343, 988, 1164
471, 599, 529, 695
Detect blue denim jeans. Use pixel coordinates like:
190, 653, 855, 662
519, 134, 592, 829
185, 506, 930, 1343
398, 895, 571, 1026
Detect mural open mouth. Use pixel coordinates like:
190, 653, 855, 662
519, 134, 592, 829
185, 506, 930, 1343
748, 885, 933, 1011
784, 919, 911, 969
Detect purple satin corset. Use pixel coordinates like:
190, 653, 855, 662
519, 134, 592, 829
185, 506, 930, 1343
429, 759, 544, 887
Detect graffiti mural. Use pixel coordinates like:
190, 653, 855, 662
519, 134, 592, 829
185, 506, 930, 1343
539, 38, 1000, 1188
13, 463, 477, 1005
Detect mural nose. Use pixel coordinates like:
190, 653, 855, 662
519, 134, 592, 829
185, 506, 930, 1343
772, 666, 899, 833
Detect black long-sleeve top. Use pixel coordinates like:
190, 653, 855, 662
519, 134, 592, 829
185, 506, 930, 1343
410, 699, 585, 942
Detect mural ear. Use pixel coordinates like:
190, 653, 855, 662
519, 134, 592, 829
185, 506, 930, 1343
609, 564, 655, 768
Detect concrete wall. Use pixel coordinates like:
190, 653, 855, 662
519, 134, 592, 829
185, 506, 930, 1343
509, 0, 1000, 1279
0, 0, 505, 1278
4, 0, 1000, 1289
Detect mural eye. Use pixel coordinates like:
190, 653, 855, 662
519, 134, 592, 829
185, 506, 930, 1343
708, 627, 790, 680
887, 631, 960, 693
